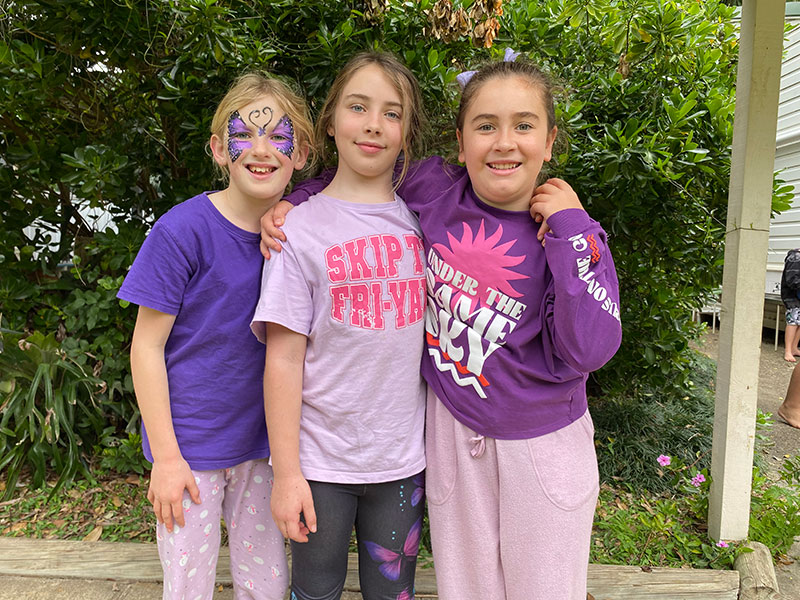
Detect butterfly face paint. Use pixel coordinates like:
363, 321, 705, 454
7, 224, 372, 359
226, 111, 251, 163
225, 107, 295, 162
270, 114, 295, 158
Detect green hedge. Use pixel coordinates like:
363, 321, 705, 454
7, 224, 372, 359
1, 0, 787, 491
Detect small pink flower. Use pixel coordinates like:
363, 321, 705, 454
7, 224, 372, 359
716, 541, 729, 548
691, 473, 706, 487
657, 455, 671, 467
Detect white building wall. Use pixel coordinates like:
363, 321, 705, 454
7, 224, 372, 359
769, 10, 800, 294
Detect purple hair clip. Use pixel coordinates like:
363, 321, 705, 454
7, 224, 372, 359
456, 70, 477, 90
456, 48, 520, 90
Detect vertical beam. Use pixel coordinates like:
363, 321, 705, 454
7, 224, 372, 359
709, 0, 785, 541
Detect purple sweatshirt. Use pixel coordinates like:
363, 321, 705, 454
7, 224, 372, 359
285, 157, 622, 439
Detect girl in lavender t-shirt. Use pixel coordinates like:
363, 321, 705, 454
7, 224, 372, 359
270, 52, 622, 600
251, 52, 427, 600
118, 73, 311, 600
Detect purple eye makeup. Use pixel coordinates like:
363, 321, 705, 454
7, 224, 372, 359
270, 115, 295, 158
226, 111, 251, 163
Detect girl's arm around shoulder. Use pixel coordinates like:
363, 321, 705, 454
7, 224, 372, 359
261, 168, 336, 260
282, 157, 460, 210
264, 323, 316, 543
261, 170, 336, 258
130, 306, 201, 532
542, 205, 622, 373
395, 156, 465, 213
261, 157, 459, 256
283, 169, 336, 206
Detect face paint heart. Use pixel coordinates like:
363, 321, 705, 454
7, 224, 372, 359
248, 107, 274, 136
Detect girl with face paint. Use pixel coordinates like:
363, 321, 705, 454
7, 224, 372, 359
117, 73, 312, 600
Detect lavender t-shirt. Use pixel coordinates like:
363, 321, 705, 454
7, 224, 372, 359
251, 193, 427, 484
118, 193, 269, 470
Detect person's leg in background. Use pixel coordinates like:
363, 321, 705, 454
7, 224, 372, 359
779, 361, 800, 428
784, 309, 800, 362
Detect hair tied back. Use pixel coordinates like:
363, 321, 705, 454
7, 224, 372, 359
456, 48, 520, 90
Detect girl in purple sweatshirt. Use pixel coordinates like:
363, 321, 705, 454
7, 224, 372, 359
271, 52, 622, 600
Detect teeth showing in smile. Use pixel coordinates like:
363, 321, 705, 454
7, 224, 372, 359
248, 165, 275, 174
488, 162, 520, 170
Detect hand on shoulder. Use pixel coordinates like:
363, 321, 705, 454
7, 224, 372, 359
260, 200, 295, 259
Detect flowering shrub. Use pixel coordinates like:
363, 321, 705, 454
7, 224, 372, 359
592, 452, 734, 569
593, 450, 800, 568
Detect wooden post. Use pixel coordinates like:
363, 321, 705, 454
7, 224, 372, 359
708, 0, 785, 541
734, 542, 782, 600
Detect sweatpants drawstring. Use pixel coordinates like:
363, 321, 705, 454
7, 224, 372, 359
469, 435, 486, 458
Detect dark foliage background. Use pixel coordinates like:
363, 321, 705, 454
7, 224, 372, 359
1, 0, 788, 494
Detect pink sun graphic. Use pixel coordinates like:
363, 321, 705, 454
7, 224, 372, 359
432, 220, 527, 312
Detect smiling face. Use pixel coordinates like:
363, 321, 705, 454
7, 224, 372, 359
457, 75, 557, 212
211, 94, 306, 205
327, 64, 404, 186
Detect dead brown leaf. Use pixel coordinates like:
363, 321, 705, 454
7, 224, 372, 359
83, 524, 103, 542
126, 475, 141, 485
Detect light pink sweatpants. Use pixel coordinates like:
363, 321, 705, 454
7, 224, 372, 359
156, 459, 288, 600
425, 389, 599, 600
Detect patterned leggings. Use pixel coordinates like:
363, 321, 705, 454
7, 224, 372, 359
289, 473, 425, 600
156, 459, 288, 600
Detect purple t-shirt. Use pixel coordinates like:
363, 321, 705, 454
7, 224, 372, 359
251, 193, 427, 484
117, 192, 270, 469
286, 157, 622, 440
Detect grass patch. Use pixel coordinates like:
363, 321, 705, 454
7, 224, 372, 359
0, 472, 153, 543
592, 483, 735, 569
